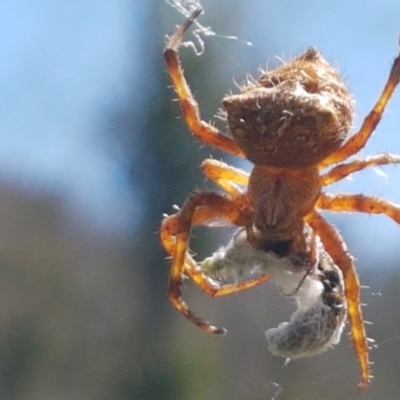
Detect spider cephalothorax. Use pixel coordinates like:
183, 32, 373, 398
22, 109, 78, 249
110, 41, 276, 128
161, 7, 400, 389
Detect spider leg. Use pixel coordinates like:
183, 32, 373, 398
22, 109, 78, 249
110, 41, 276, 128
164, 8, 244, 157
166, 191, 260, 334
320, 47, 400, 168
306, 210, 371, 390
201, 159, 249, 198
317, 192, 400, 224
321, 153, 400, 186
161, 209, 269, 298
210, 275, 270, 296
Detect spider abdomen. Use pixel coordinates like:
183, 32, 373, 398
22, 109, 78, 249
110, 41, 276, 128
223, 48, 354, 168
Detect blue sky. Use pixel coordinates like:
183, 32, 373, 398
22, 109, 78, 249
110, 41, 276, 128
0, 1, 152, 234
1, 0, 400, 256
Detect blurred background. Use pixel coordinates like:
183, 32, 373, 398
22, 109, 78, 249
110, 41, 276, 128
1, 0, 400, 399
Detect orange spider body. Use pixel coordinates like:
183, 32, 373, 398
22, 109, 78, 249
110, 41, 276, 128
224, 47, 352, 253
161, 8, 400, 390
223, 47, 353, 169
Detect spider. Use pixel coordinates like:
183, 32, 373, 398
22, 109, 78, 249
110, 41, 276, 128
160, 7, 400, 390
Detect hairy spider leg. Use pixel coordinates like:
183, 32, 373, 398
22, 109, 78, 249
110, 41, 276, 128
166, 191, 269, 333
161, 210, 269, 298
201, 153, 400, 194
201, 159, 249, 197
306, 210, 371, 390
317, 193, 400, 223
320, 47, 400, 168
164, 8, 245, 157
162, 208, 217, 269
316, 193, 400, 388
321, 153, 400, 186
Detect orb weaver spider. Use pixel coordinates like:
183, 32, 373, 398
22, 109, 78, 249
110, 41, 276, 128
160, 7, 400, 390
